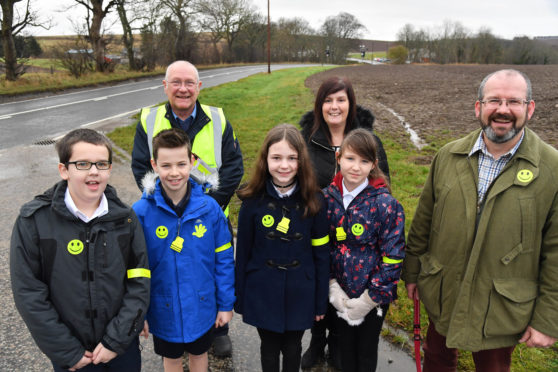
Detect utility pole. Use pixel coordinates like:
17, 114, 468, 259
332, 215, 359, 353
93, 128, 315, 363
267, 0, 271, 74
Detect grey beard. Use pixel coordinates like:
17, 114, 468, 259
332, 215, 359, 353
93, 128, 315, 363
483, 125, 519, 144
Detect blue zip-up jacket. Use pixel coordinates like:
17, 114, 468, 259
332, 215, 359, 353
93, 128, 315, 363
133, 175, 234, 343
323, 172, 405, 304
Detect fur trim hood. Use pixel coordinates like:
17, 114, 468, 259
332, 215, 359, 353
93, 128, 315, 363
140, 170, 219, 196
299, 105, 375, 140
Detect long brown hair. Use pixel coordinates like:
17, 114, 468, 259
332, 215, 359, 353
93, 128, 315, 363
338, 128, 390, 192
237, 124, 321, 217
311, 76, 357, 143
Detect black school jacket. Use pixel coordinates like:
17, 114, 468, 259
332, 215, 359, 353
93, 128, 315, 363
10, 181, 150, 369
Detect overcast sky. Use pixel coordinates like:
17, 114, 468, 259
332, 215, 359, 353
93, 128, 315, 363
29, 0, 558, 41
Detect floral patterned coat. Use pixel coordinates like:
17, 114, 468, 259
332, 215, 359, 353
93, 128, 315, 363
323, 172, 405, 304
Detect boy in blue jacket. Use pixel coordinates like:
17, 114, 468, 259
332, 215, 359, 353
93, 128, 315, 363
133, 128, 234, 372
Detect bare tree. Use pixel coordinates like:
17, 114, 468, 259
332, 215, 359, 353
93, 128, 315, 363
335, 12, 366, 40
197, 0, 253, 63
53, 36, 94, 78
114, 0, 139, 70
70, 0, 117, 72
159, 0, 198, 61
273, 17, 315, 62
235, 11, 266, 62
1, 0, 47, 80
320, 12, 365, 64
470, 27, 502, 64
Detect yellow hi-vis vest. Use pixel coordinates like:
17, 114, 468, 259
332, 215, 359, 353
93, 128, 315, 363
140, 103, 230, 216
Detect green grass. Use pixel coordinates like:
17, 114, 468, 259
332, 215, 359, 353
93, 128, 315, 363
25, 58, 66, 70
107, 66, 558, 371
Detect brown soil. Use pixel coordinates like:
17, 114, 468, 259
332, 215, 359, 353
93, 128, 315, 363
305, 64, 558, 153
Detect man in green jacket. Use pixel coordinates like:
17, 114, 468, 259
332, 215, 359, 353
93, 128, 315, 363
403, 69, 558, 371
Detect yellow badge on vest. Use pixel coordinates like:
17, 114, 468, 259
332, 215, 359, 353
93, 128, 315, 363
276, 217, 290, 233
336, 227, 347, 241
516, 169, 533, 183
170, 236, 184, 252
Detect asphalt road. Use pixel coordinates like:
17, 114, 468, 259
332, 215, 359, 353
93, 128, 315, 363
0, 64, 312, 150
0, 64, 416, 371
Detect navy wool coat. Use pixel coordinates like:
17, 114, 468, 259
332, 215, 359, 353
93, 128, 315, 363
234, 181, 330, 333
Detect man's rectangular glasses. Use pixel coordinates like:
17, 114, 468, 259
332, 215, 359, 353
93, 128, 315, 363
167, 80, 197, 88
480, 98, 529, 108
66, 161, 112, 170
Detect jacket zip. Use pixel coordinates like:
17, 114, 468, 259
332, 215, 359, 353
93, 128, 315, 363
175, 218, 185, 340
84, 225, 97, 346
311, 139, 339, 181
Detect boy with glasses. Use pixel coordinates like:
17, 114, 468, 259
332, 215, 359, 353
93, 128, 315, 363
10, 128, 150, 371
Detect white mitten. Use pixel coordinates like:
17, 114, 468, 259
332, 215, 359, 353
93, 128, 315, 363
345, 289, 378, 320
329, 279, 349, 312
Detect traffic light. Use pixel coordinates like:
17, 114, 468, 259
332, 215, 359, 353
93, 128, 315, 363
361, 51, 365, 58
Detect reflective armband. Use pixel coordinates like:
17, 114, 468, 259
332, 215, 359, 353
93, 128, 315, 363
127, 268, 151, 279
215, 242, 232, 252
312, 235, 330, 246
382, 257, 403, 264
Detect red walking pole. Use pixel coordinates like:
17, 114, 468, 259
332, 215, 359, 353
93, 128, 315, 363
413, 298, 422, 372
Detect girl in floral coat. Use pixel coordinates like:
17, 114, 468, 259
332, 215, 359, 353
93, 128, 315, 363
323, 128, 405, 372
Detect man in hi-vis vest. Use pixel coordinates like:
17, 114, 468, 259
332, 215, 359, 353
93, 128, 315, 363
131, 60, 243, 357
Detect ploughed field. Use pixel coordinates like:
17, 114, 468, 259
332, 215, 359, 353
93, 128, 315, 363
306, 64, 558, 153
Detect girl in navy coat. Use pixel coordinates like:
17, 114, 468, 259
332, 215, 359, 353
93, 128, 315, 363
323, 128, 405, 372
235, 124, 330, 372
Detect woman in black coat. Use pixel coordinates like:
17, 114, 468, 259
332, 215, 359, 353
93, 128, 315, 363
299, 76, 390, 369
300, 76, 390, 189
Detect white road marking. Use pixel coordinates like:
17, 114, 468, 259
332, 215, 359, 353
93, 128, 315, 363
2, 85, 161, 118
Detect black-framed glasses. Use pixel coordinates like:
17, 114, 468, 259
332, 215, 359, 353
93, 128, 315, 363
480, 98, 529, 109
66, 161, 112, 170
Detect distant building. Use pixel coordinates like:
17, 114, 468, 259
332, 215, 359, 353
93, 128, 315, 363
534, 36, 558, 47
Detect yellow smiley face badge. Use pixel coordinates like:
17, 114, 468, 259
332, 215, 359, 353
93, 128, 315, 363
262, 215, 274, 227
351, 223, 364, 236
156, 226, 168, 239
517, 169, 533, 183
67, 239, 84, 255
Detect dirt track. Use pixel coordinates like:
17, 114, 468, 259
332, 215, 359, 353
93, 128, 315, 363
306, 64, 558, 153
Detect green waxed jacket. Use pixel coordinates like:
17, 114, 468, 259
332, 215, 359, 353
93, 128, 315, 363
402, 128, 558, 351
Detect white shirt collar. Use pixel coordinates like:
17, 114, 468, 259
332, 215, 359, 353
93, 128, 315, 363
64, 187, 109, 223
342, 178, 368, 209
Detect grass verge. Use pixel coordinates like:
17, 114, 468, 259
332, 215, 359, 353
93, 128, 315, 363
107, 66, 557, 371
0, 66, 166, 96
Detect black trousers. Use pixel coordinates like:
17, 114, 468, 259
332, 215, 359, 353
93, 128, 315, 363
334, 303, 389, 372
309, 303, 337, 342
257, 328, 305, 372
